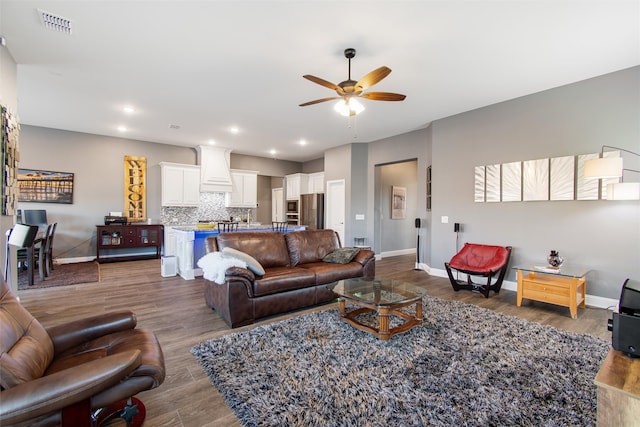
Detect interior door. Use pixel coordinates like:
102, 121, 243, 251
326, 179, 346, 245
272, 188, 284, 222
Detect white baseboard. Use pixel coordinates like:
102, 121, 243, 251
56, 256, 96, 265
424, 266, 617, 310
379, 248, 416, 258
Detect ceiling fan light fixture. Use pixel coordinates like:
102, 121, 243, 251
334, 98, 364, 117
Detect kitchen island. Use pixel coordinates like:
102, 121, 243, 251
170, 224, 306, 279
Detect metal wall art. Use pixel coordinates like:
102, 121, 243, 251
474, 151, 619, 203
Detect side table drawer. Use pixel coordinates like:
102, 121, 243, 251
524, 288, 569, 306
522, 280, 569, 297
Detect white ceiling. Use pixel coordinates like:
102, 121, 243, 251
1, 1, 638, 162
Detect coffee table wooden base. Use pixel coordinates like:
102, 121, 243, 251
337, 298, 423, 340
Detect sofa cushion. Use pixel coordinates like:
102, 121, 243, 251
252, 266, 317, 297
298, 261, 364, 284
216, 232, 290, 268
285, 230, 340, 266
222, 247, 265, 276
323, 247, 360, 264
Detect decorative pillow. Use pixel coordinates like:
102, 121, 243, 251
222, 247, 266, 276
322, 247, 360, 264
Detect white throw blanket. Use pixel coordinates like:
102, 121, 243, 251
197, 252, 247, 284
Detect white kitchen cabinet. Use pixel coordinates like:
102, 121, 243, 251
160, 162, 200, 207
308, 172, 325, 193
226, 169, 258, 208
285, 173, 309, 200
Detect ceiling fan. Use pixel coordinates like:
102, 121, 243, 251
299, 48, 406, 116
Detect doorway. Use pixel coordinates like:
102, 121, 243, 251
373, 160, 418, 255
326, 179, 345, 245
272, 188, 284, 222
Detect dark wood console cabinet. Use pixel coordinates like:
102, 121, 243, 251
96, 224, 163, 263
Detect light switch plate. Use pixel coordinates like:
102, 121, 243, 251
441, 216, 449, 224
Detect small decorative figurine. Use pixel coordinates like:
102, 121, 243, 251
547, 250, 564, 268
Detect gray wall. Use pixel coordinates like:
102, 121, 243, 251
429, 66, 640, 299
350, 144, 368, 246
302, 157, 324, 174
231, 153, 301, 177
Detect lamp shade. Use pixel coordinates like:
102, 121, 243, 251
584, 157, 623, 179
606, 182, 640, 200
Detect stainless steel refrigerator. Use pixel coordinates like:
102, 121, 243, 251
299, 193, 324, 229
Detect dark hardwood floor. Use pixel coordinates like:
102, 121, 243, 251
16, 255, 613, 427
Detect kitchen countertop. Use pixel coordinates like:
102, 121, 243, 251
170, 223, 264, 231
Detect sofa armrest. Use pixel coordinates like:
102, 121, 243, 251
353, 249, 375, 266
225, 266, 256, 283
0, 350, 141, 425
47, 311, 137, 355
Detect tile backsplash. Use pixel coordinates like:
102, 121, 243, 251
160, 192, 255, 225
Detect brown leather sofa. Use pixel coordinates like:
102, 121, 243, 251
0, 280, 165, 427
204, 229, 375, 328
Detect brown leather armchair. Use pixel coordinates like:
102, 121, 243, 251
0, 280, 165, 426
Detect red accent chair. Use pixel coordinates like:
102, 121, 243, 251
0, 280, 165, 426
445, 243, 512, 298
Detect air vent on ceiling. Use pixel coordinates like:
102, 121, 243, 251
168, 124, 181, 130
38, 9, 73, 34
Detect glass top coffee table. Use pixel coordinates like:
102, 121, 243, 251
329, 277, 426, 340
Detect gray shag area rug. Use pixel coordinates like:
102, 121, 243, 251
192, 296, 609, 427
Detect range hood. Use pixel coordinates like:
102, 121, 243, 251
196, 145, 233, 193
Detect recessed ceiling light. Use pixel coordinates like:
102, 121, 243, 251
122, 106, 135, 114
230, 126, 239, 134
117, 126, 127, 132
208, 139, 216, 145
269, 149, 277, 156
299, 139, 307, 146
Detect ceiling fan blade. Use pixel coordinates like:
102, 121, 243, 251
360, 92, 406, 101
299, 96, 341, 107
356, 66, 392, 91
303, 75, 341, 91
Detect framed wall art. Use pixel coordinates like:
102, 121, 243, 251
391, 185, 406, 219
18, 168, 74, 204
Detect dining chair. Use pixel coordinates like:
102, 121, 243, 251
6, 224, 40, 286
43, 222, 57, 276
272, 221, 288, 233
30, 223, 54, 281
217, 222, 239, 232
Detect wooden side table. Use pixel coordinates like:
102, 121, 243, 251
513, 265, 588, 319
594, 349, 640, 426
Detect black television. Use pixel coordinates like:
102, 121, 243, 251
22, 209, 48, 229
